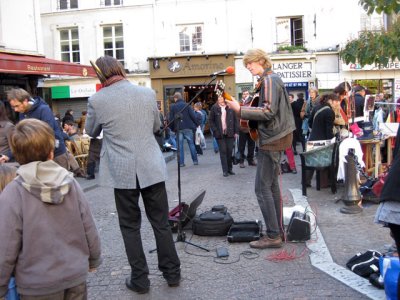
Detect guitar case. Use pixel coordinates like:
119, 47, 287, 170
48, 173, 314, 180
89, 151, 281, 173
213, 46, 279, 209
192, 205, 233, 236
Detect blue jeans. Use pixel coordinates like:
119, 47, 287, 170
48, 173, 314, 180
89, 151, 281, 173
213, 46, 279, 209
254, 149, 283, 239
210, 128, 219, 152
178, 129, 198, 165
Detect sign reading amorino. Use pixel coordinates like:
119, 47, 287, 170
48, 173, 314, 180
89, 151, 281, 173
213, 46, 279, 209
149, 54, 233, 79
272, 60, 315, 82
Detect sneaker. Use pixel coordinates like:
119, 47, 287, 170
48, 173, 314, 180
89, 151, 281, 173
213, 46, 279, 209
248, 161, 257, 166
223, 172, 229, 177
249, 236, 282, 249
125, 277, 149, 294
291, 168, 297, 174
239, 163, 245, 168
193, 161, 199, 165
228, 170, 235, 175
180, 164, 186, 167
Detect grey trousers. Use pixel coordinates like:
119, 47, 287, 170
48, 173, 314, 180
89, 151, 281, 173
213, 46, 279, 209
254, 149, 283, 239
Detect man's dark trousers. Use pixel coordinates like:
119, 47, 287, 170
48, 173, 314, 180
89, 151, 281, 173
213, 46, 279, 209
114, 181, 180, 289
238, 131, 255, 163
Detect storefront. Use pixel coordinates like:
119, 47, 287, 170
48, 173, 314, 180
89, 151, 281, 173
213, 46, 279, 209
341, 60, 400, 101
234, 54, 317, 100
0, 51, 96, 118
271, 55, 317, 99
149, 53, 236, 114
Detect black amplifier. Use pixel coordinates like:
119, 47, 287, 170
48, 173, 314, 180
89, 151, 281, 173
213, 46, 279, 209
286, 211, 311, 242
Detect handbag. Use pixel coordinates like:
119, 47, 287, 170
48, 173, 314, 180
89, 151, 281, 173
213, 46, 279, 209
304, 143, 335, 168
372, 172, 389, 197
195, 126, 205, 146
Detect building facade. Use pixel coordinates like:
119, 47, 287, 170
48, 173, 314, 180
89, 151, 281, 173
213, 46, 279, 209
38, 0, 397, 115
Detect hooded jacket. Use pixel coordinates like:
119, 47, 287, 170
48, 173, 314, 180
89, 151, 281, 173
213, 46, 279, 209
18, 97, 66, 157
0, 160, 101, 297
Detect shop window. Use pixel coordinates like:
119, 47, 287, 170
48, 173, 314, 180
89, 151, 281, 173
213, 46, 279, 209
103, 25, 125, 66
276, 16, 304, 48
58, 0, 78, 10
101, 0, 123, 6
177, 24, 203, 52
60, 28, 80, 63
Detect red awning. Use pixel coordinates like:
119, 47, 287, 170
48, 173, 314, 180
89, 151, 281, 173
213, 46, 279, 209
0, 52, 97, 77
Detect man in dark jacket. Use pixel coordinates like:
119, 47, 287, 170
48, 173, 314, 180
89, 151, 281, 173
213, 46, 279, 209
238, 89, 256, 167
169, 92, 200, 167
353, 85, 365, 118
7, 88, 69, 169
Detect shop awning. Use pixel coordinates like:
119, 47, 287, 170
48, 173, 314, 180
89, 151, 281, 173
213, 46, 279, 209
0, 52, 97, 77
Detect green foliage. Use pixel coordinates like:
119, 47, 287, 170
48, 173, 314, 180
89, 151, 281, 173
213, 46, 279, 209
359, 0, 400, 15
340, 20, 400, 66
340, 1, 400, 67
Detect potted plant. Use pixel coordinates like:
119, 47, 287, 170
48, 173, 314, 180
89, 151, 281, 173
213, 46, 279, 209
277, 45, 307, 53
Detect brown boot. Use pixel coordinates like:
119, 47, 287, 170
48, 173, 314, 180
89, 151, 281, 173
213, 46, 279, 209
249, 236, 282, 249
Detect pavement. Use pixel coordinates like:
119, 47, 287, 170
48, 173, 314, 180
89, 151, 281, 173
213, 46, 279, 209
76, 137, 392, 300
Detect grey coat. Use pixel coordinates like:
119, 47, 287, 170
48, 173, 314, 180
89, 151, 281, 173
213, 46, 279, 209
85, 80, 166, 189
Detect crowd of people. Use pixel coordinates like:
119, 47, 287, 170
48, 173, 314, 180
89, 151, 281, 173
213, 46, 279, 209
1, 50, 400, 298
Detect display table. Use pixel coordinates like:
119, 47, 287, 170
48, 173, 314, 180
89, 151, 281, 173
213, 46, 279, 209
359, 139, 381, 178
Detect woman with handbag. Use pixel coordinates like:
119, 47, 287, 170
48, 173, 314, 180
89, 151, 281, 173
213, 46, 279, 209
306, 93, 340, 187
209, 95, 239, 177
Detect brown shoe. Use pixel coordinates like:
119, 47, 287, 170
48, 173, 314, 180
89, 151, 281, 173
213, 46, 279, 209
239, 163, 245, 168
248, 161, 257, 166
249, 236, 282, 249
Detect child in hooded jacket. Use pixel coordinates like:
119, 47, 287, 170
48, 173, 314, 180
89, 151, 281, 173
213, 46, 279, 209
0, 119, 101, 300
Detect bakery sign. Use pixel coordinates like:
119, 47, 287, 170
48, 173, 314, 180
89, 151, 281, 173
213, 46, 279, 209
272, 61, 315, 82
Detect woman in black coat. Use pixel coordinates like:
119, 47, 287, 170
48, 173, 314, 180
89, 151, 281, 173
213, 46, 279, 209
308, 93, 340, 141
305, 93, 340, 187
209, 95, 239, 177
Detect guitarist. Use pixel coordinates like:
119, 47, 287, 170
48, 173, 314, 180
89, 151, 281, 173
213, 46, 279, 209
226, 49, 295, 249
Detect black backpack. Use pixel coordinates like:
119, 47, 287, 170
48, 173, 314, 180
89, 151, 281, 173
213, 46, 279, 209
192, 205, 233, 236
346, 250, 382, 277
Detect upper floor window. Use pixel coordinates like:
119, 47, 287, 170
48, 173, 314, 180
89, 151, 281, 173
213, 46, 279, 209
58, 0, 78, 10
103, 25, 124, 66
360, 12, 383, 31
276, 16, 304, 47
177, 24, 203, 52
101, 0, 123, 6
60, 28, 80, 63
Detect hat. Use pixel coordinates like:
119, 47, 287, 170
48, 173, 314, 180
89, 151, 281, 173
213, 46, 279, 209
353, 85, 366, 93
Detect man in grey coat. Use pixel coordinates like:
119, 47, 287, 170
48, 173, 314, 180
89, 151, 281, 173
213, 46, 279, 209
85, 56, 180, 294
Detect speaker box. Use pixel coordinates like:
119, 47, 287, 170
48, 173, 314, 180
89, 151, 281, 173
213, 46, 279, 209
286, 211, 311, 242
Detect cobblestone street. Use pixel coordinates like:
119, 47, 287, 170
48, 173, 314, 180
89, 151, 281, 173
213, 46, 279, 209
78, 138, 391, 299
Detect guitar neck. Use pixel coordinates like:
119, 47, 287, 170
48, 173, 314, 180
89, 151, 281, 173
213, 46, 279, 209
223, 92, 234, 101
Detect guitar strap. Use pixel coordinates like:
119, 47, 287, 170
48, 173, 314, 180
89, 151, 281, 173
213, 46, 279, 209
261, 68, 273, 110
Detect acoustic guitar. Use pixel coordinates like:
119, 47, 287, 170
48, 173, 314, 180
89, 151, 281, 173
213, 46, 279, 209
214, 80, 259, 141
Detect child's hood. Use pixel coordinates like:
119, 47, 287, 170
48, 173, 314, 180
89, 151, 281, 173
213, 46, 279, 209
16, 160, 73, 204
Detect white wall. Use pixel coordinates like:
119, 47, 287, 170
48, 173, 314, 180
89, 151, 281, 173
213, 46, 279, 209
0, 0, 43, 54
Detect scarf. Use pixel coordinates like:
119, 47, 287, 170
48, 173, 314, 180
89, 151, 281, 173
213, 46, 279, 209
102, 75, 126, 87
220, 105, 227, 134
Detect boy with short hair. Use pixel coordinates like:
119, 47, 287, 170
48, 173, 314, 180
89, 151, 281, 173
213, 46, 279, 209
0, 119, 102, 299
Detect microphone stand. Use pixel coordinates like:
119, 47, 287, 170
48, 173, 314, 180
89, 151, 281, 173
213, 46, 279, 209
151, 75, 219, 253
